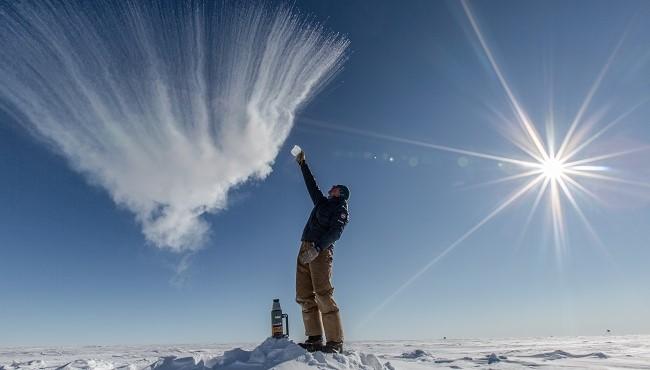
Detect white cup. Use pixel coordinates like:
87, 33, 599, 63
291, 145, 302, 157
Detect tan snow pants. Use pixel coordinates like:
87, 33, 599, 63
295, 241, 344, 343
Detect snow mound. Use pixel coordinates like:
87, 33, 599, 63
6, 360, 46, 370
528, 349, 608, 360
398, 349, 431, 359
150, 338, 387, 370
58, 359, 115, 370
486, 353, 500, 364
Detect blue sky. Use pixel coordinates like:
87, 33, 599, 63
2, 0, 650, 346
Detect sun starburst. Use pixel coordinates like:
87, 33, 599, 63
344, 0, 650, 325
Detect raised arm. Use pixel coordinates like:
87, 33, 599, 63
300, 160, 326, 205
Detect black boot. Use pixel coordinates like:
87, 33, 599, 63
322, 341, 343, 353
298, 335, 323, 352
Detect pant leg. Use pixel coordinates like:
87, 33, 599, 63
295, 241, 323, 337
310, 248, 344, 343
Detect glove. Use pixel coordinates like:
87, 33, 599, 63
296, 150, 305, 165
299, 242, 320, 264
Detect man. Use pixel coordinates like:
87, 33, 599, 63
295, 149, 349, 354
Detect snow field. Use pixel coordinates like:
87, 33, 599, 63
3, 335, 650, 370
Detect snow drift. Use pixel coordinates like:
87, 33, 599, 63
0, 1, 348, 251
148, 338, 387, 370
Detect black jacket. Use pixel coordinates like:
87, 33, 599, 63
300, 161, 349, 251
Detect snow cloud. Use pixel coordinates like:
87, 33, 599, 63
0, 1, 348, 251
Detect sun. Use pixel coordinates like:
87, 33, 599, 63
541, 158, 567, 181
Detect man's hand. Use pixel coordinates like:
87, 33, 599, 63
296, 150, 305, 165
299, 242, 319, 264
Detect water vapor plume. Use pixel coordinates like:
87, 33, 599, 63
0, 1, 349, 251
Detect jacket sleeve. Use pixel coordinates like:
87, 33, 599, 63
315, 206, 349, 251
300, 161, 326, 205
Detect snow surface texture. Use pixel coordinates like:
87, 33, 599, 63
0, 1, 348, 251
2, 335, 650, 370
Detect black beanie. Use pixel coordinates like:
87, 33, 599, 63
336, 185, 350, 200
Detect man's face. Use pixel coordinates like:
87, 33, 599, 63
328, 185, 340, 198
